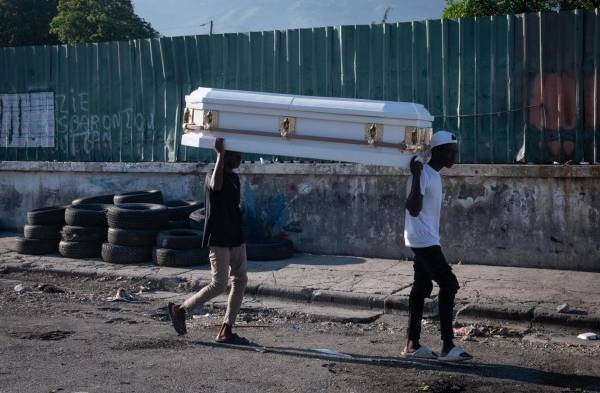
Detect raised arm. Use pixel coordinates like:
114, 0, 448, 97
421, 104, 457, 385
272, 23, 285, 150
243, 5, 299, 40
209, 137, 225, 191
405, 156, 423, 217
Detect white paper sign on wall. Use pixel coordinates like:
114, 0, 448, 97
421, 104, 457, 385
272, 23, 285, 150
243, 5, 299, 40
0, 92, 55, 148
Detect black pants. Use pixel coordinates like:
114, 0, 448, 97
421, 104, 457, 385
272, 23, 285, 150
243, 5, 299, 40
407, 246, 460, 342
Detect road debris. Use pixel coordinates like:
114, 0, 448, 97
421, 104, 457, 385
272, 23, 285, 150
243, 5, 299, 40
192, 312, 210, 319
320, 362, 350, 374
137, 281, 156, 294
106, 288, 148, 304
36, 283, 65, 293
453, 324, 522, 338
577, 332, 599, 341
557, 303, 572, 313
13, 283, 25, 293
556, 303, 588, 315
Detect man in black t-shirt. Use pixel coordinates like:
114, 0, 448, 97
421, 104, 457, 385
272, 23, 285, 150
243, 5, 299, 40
168, 138, 249, 344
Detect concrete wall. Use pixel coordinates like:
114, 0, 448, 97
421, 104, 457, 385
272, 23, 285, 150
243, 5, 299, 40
1, 161, 599, 271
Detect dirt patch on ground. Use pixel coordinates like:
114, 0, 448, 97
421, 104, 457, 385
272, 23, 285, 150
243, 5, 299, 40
12, 329, 74, 341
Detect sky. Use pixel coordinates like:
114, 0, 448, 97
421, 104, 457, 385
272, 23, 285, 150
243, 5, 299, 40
132, 0, 447, 37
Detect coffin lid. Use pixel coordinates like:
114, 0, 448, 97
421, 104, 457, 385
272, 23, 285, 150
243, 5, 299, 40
186, 87, 434, 122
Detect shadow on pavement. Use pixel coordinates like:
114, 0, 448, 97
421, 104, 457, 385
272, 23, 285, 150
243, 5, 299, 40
247, 254, 368, 273
193, 340, 600, 392
0, 231, 19, 238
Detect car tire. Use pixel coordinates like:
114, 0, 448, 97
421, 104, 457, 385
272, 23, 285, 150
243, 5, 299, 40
107, 228, 158, 247
113, 190, 163, 205
59, 240, 102, 259
101, 242, 152, 264
26, 206, 68, 226
153, 247, 209, 267
107, 203, 168, 229
156, 229, 204, 250
12, 237, 58, 255
64, 204, 111, 227
23, 224, 62, 240
164, 200, 204, 221
61, 226, 107, 243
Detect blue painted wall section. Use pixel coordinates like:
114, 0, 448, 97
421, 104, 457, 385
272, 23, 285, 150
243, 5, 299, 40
242, 178, 303, 241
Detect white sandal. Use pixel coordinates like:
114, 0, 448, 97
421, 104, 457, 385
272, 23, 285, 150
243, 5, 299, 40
401, 344, 438, 359
438, 346, 473, 362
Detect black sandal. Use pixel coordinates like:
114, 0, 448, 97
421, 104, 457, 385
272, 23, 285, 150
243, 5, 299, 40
167, 303, 187, 336
215, 333, 250, 345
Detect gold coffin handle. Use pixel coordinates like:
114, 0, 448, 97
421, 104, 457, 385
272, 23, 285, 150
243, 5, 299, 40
203, 110, 218, 130
400, 126, 432, 153
279, 116, 296, 138
182, 108, 194, 132
365, 123, 383, 146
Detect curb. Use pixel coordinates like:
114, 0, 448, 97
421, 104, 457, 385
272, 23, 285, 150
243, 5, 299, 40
3, 261, 599, 329
1, 261, 437, 315
457, 304, 600, 330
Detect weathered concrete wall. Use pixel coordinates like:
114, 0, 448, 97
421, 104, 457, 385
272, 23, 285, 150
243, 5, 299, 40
1, 161, 599, 271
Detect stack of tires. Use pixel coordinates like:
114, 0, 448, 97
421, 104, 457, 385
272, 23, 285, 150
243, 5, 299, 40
59, 203, 111, 258
153, 229, 209, 267
12, 206, 67, 255
102, 191, 168, 264
164, 200, 203, 229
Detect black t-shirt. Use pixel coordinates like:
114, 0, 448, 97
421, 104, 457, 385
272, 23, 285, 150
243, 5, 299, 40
202, 170, 244, 247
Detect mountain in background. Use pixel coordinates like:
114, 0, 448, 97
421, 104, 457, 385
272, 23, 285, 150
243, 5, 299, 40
133, 0, 445, 36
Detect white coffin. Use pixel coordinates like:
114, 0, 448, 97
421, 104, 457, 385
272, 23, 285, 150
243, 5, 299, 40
181, 87, 433, 167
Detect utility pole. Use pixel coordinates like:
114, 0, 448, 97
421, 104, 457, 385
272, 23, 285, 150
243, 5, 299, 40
209, 20, 213, 35
381, 7, 392, 23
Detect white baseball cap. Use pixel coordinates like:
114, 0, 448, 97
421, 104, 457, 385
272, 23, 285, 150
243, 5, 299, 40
430, 130, 458, 149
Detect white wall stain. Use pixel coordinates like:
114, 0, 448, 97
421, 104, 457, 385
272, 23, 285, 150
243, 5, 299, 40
297, 183, 312, 195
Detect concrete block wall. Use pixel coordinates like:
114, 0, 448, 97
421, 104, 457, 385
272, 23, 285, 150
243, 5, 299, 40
1, 161, 598, 271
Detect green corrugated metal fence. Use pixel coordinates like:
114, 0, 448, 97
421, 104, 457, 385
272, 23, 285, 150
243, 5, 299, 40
0, 10, 598, 164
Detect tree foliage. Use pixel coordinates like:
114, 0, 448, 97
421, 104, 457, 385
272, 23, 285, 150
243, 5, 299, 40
0, 0, 59, 47
49, 0, 158, 44
443, 0, 600, 18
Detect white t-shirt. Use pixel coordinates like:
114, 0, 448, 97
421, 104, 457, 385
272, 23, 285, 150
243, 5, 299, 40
404, 164, 442, 248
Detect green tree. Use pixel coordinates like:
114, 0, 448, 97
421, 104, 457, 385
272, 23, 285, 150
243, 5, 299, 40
50, 0, 158, 44
443, 0, 600, 18
443, 0, 498, 19
560, 0, 600, 10
0, 0, 59, 47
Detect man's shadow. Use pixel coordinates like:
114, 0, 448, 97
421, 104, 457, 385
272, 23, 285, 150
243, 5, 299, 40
193, 340, 600, 392
246, 254, 368, 273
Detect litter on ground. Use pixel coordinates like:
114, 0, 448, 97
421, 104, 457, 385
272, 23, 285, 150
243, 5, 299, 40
577, 332, 599, 341
106, 288, 148, 304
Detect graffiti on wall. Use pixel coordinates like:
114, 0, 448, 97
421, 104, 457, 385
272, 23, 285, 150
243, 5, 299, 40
55, 91, 155, 156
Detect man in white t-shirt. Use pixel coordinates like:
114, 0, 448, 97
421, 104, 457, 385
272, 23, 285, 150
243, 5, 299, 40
401, 131, 473, 362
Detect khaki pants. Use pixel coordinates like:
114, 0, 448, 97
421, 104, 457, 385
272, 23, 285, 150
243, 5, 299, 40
182, 244, 248, 326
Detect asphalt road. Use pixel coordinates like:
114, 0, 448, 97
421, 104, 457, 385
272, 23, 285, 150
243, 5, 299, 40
1, 271, 599, 393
